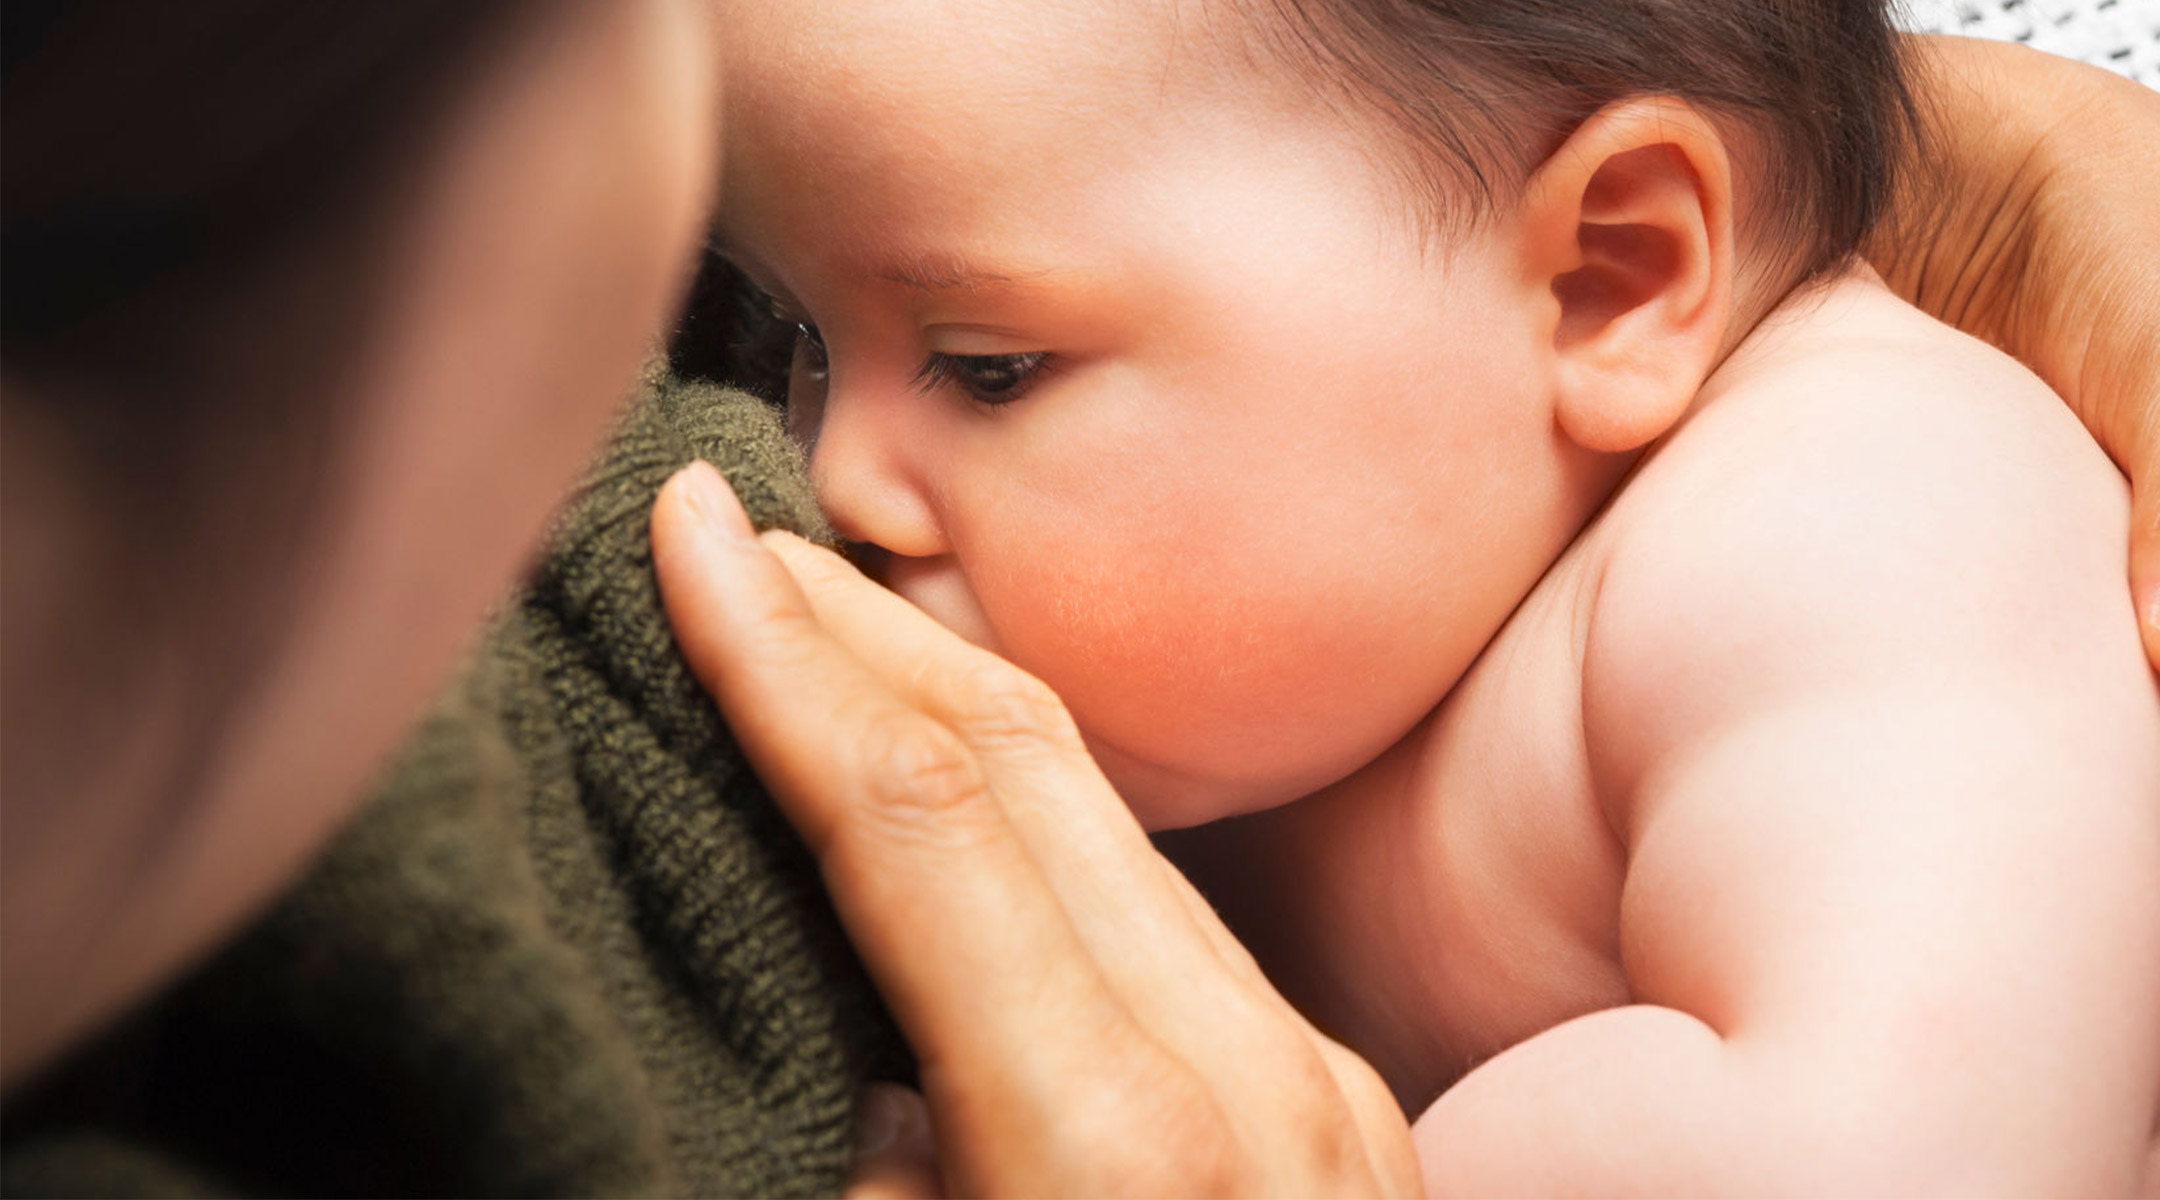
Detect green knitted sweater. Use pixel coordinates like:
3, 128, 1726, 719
2, 372, 911, 1197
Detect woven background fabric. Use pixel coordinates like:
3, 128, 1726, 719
1898, 0, 2160, 87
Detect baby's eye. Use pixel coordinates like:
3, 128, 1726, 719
912, 351, 1052, 406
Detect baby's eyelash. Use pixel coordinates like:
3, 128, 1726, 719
911, 350, 1053, 407
765, 297, 1050, 408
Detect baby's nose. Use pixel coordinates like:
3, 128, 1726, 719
804, 404, 947, 560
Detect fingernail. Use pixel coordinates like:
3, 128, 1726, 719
851, 1085, 912, 1158
678, 460, 754, 543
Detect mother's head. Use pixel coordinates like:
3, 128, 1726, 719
1, 0, 719, 1087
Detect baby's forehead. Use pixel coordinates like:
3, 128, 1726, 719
711, 0, 1437, 309
717, 0, 1281, 147
711, 0, 1339, 270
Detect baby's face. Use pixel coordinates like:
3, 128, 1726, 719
716, 0, 1611, 828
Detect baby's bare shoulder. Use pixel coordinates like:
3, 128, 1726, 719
1568, 274, 2160, 1191
1583, 273, 2147, 794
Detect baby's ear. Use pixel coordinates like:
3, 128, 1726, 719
1521, 97, 1735, 454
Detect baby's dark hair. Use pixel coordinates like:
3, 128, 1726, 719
1256, 0, 1917, 289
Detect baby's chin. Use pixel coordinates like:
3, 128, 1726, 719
1084, 733, 1332, 832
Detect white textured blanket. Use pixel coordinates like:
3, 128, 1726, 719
1899, 0, 2160, 87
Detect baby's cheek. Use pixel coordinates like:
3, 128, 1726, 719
967, 522, 1447, 810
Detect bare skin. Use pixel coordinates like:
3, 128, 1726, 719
655, 466, 1422, 1197
5, 3, 2159, 1195
1169, 270, 2160, 1191
665, 5, 2160, 1194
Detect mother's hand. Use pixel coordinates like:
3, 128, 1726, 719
651, 461, 1420, 1198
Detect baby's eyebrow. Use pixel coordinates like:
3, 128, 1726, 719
876, 252, 1053, 293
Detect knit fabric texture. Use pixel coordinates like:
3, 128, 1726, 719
2, 370, 911, 1197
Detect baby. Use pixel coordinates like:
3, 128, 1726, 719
709, 0, 2160, 1189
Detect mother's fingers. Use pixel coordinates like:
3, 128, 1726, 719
654, 469, 1270, 1062
719, 502, 1385, 1181
651, 463, 1127, 1085
754, 529, 1301, 1015
653, 463, 1422, 1196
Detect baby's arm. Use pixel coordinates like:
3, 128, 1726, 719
1411, 339, 2160, 1193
